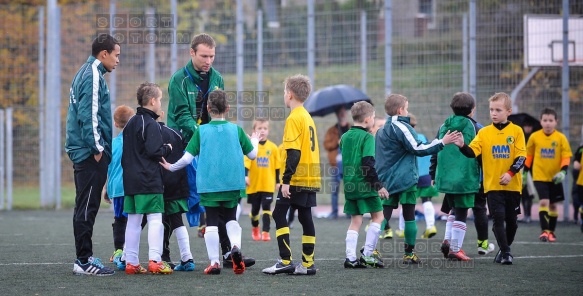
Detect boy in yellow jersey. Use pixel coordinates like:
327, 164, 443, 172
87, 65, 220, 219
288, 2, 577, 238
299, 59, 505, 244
341, 101, 388, 269
524, 108, 572, 242
573, 145, 583, 232
245, 119, 281, 241
262, 74, 321, 276
454, 92, 526, 265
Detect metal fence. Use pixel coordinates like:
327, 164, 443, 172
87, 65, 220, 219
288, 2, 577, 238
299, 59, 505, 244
1, 0, 582, 210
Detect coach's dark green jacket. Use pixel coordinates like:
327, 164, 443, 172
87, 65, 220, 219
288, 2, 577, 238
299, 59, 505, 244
167, 59, 224, 142
65, 56, 112, 164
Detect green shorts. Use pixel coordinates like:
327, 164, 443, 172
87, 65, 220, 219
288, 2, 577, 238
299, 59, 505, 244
201, 190, 241, 208
444, 193, 475, 209
124, 194, 164, 214
418, 185, 438, 198
164, 199, 189, 215
344, 196, 383, 216
382, 186, 417, 207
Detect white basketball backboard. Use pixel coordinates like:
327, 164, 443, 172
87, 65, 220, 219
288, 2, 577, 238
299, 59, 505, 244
524, 15, 583, 67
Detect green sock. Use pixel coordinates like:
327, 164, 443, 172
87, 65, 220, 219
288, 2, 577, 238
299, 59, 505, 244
404, 220, 417, 247
380, 219, 387, 230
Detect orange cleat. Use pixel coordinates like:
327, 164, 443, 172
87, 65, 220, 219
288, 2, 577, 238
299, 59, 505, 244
261, 231, 271, 241
125, 263, 148, 274
204, 263, 221, 275
252, 227, 261, 241
448, 249, 472, 261
148, 260, 173, 274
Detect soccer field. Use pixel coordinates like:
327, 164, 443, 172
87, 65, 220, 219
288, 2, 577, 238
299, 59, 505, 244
0, 210, 582, 295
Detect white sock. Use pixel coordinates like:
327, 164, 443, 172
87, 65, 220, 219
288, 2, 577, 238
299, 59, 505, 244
345, 230, 359, 261
124, 214, 143, 265
451, 221, 467, 253
236, 203, 242, 221
444, 215, 455, 241
204, 226, 220, 265
226, 220, 242, 249
423, 201, 435, 228
398, 208, 405, 231
147, 213, 163, 262
175, 226, 193, 262
364, 222, 381, 257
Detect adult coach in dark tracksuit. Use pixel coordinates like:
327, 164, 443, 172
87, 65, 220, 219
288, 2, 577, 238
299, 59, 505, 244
167, 33, 255, 268
65, 34, 120, 276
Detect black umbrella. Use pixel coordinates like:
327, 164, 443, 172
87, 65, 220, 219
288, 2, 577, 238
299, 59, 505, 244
508, 113, 542, 131
304, 84, 370, 117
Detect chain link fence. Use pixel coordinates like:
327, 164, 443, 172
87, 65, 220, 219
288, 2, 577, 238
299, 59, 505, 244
1, 0, 582, 208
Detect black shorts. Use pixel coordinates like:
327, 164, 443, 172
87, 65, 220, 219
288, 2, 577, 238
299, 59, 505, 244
534, 181, 565, 203
247, 192, 274, 204
487, 190, 521, 215
276, 186, 317, 208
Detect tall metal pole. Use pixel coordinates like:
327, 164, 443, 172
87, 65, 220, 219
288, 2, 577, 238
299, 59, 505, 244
561, 0, 570, 221
236, 0, 244, 126
384, 0, 392, 95
147, 7, 155, 82
38, 6, 46, 208
109, 1, 117, 112
54, 7, 62, 209
257, 9, 263, 94
46, 0, 61, 208
170, 0, 178, 74
462, 13, 468, 93
307, 0, 315, 86
360, 10, 367, 94
6, 108, 12, 210
469, 0, 476, 100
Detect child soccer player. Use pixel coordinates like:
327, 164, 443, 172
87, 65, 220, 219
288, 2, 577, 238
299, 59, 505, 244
341, 101, 389, 269
245, 118, 280, 242
104, 105, 135, 271
375, 94, 460, 264
161, 89, 259, 275
524, 108, 572, 242
262, 74, 321, 275
158, 116, 195, 271
395, 113, 439, 240
432, 93, 481, 261
122, 82, 173, 274
371, 117, 393, 239
455, 92, 526, 265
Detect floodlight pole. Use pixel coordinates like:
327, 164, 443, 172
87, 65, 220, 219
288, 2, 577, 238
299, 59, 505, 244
384, 0, 392, 95
469, 0, 476, 100
561, 0, 570, 221
307, 0, 315, 87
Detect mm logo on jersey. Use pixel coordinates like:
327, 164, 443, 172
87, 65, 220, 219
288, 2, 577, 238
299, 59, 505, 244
257, 156, 270, 168
492, 145, 510, 159
540, 148, 555, 159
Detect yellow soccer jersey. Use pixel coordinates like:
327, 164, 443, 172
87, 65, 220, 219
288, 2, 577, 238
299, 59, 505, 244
281, 106, 321, 189
244, 139, 280, 194
277, 143, 285, 171
468, 122, 526, 193
526, 130, 572, 182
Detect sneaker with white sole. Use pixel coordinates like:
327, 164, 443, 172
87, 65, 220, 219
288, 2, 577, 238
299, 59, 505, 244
262, 260, 295, 275
478, 242, 495, 255
73, 257, 115, 276
292, 263, 316, 275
